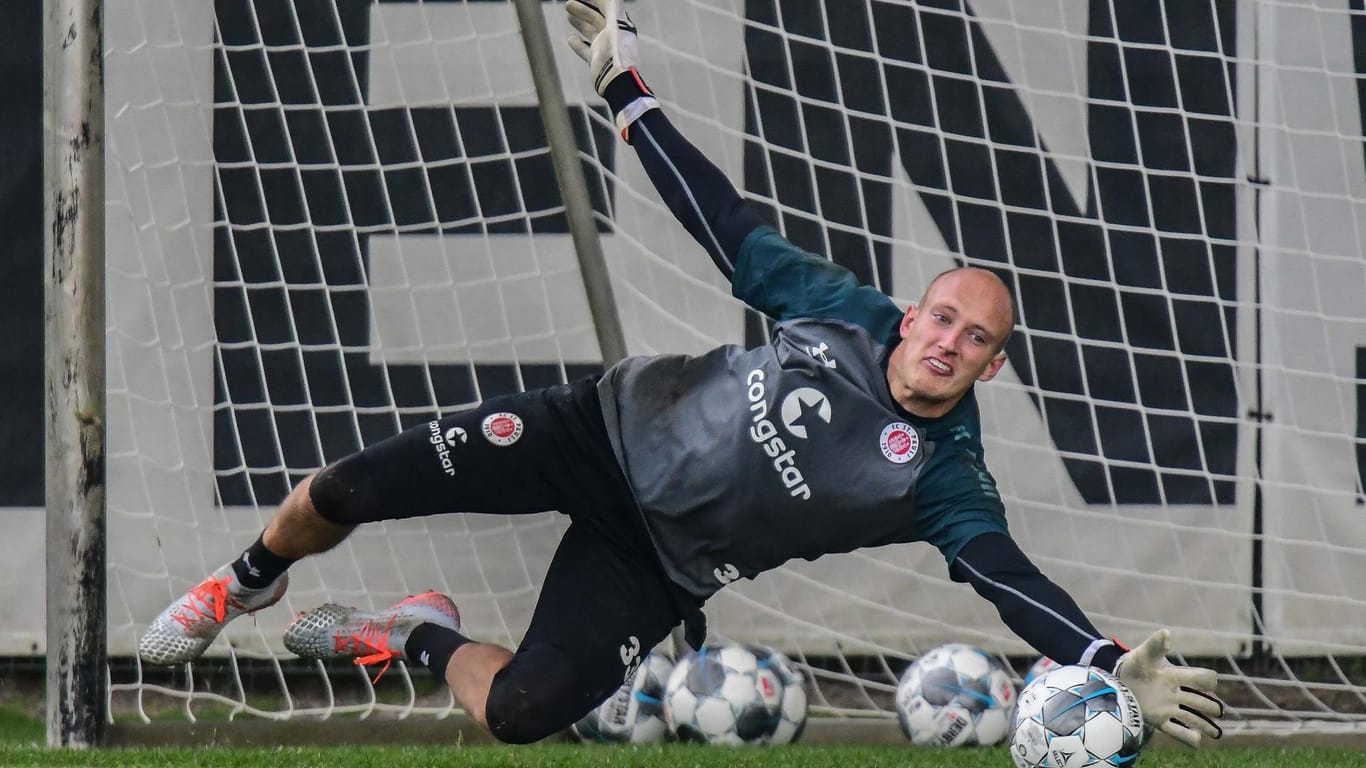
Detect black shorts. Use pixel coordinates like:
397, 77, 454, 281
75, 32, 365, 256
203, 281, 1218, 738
313, 377, 698, 734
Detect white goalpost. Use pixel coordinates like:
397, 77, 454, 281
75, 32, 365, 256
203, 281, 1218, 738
73, 0, 1366, 737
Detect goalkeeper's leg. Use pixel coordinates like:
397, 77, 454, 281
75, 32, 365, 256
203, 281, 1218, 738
472, 511, 696, 743
423, 517, 690, 743
140, 377, 621, 666
281, 401, 693, 743
138, 475, 353, 666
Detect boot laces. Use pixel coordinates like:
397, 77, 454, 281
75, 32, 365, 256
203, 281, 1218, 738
340, 616, 400, 683
172, 575, 240, 629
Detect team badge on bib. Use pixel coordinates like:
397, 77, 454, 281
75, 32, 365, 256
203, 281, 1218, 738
481, 412, 524, 447
879, 422, 919, 464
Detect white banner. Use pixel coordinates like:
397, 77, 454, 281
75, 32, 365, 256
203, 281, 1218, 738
26, 0, 1350, 663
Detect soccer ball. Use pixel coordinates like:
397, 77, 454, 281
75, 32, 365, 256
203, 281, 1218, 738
895, 643, 1017, 746
571, 650, 674, 743
1024, 656, 1062, 687
1011, 665, 1146, 768
664, 642, 800, 745
752, 645, 808, 744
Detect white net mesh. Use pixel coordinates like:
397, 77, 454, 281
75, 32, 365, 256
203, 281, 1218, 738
99, 0, 1366, 731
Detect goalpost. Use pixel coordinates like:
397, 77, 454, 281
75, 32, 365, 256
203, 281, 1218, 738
56, 0, 1366, 738
45, 0, 106, 749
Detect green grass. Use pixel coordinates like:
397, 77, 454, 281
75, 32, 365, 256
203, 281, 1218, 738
0, 709, 1356, 768
0, 741, 1361, 768
0, 705, 43, 746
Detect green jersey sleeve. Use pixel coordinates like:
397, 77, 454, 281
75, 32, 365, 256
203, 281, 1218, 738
910, 422, 1010, 566
732, 226, 903, 340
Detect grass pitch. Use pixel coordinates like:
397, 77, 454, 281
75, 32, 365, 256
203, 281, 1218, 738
1, 742, 1363, 768
0, 707, 1358, 768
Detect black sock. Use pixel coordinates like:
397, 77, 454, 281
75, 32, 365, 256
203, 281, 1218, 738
405, 622, 470, 680
230, 533, 296, 589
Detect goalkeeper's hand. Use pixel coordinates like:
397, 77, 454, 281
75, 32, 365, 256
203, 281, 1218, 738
566, 0, 658, 139
566, 0, 643, 95
1114, 629, 1225, 748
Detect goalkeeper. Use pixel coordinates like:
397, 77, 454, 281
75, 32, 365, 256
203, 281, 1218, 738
140, 0, 1224, 747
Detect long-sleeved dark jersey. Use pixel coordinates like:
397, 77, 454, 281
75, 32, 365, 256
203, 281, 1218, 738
599, 234, 1009, 600
597, 81, 1125, 672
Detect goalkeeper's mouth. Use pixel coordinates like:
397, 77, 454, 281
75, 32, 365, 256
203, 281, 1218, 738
924, 356, 954, 376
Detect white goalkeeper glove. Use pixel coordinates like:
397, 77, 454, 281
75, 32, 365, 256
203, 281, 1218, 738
1114, 629, 1225, 748
565, 0, 659, 138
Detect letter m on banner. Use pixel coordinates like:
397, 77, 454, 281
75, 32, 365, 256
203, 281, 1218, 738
741, 0, 1240, 505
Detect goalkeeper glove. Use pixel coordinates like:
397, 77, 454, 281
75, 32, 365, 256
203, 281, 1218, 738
1114, 628, 1225, 748
565, 0, 659, 139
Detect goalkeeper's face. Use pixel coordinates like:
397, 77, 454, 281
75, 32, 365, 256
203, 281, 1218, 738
887, 268, 1014, 419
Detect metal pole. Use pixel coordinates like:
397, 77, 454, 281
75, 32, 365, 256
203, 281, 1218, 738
44, 0, 107, 748
513, 0, 692, 660
512, 0, 629, 367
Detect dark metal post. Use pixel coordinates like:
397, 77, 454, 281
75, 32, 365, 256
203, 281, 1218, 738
512, 0, 628, 367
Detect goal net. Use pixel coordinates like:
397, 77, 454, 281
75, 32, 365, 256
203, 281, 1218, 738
96, 0, 1366, 733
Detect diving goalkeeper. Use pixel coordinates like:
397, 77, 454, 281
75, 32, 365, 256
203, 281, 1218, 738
139, 0, 1224, 747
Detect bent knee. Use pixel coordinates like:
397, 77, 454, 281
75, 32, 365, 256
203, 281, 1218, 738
307, 455, 377, 526
487, 706, 553, 745
485, 646, 604, 744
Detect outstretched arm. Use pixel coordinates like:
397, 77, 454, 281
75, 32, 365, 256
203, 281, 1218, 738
566, 0, 765, 281
951, 533, 1125, 671
565, 0, 903, 333
613, 103, 767, 281
953, 532, 1224, 748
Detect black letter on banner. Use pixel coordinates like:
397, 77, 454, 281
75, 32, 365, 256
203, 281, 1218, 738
212, 0, 616, 505
741, 0, 1239, 505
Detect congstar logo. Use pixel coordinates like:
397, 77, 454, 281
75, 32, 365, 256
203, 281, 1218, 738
746, 370, 833, 500
428, 420, 456, 477
780, 387, 830, 439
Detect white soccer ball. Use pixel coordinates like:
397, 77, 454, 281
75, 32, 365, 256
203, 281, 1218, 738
751, 645, 808, 744
1024, 656, 1063, 687
1011, 665, 1146, 768
571, 650, 674, 743
895, 643, 1017, 747
664, 643, 794, 745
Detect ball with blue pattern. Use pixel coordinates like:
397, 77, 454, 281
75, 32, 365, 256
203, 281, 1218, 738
1010, 664, 1146, 768
751, 645, 808, 744
664, 643, 799, 745
895, 643, 1017, 746
1025, 655, 1063, 687
571, 650, 674, 743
